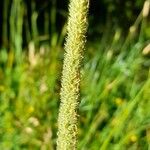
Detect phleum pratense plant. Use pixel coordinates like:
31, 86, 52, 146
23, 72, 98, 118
57, 0, 89, 149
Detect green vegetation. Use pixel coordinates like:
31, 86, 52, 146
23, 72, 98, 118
0, 0, 150, 149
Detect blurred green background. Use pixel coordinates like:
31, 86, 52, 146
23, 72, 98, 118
0, 0, 150, 149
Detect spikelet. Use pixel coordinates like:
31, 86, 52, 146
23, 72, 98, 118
143, 0, 150, 18
57, 0, 89, 149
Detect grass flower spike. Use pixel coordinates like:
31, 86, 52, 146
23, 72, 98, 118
57, 0, 89, 149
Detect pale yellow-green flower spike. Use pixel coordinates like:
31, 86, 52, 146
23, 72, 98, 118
57, 0, 89, 149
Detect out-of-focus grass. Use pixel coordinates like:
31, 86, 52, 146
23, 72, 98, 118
0, 45, 61, 149
79, 34, 150, 150
0, 30, 150, 149
0, 0, 150, 149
